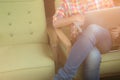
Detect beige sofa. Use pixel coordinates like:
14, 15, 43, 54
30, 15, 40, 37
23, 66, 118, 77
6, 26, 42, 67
0, 0, 55, 80
50, 0, 120, 80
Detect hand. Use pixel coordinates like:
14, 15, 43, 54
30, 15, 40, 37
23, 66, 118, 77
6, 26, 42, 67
71, 14, 85, 26
70, 25, 82, 43
70, 14, 85, 43
74, 22, 83, 33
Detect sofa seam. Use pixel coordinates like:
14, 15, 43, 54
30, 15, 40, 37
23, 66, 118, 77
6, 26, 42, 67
0, 65, 55, 73
101, 59, 120, 63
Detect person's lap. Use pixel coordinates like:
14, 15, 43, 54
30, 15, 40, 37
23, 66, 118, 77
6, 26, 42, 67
54, 24, 112, 80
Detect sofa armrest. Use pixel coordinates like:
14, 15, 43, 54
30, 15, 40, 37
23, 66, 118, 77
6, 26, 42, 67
55, 29, 72, 58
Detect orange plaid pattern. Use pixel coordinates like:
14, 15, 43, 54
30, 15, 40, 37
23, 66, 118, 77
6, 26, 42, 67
53, 0, 114, 23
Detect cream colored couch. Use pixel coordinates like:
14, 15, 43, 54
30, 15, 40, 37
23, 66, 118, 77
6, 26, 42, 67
0, 0, 55, 80
51, 0, 120, 80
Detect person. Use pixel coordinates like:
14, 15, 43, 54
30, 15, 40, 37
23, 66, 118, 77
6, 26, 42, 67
53, 0, 117, 80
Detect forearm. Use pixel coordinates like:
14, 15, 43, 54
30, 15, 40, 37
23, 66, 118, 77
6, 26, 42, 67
53, 17, 74, 28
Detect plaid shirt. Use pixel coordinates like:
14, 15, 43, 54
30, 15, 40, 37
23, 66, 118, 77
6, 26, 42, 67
53, 0, 114, 37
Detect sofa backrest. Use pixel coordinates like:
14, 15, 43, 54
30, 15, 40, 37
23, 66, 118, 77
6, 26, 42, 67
0, 0, 47, 46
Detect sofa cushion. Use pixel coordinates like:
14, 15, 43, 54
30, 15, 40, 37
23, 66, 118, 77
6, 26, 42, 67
0, 0, 47, 46
100, 51, 120, 76
0, 44, 54, 80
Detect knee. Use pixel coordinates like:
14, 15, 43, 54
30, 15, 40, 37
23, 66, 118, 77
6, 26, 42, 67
84, 24, 103, 38
87, 24, 103, 33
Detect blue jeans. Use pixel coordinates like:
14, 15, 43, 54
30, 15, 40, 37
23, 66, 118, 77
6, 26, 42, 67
54, 24, 112, 80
